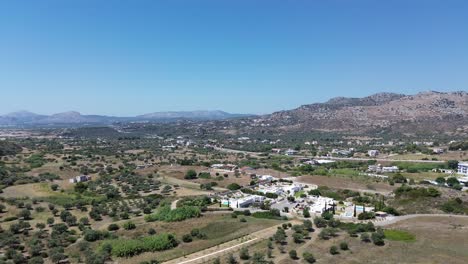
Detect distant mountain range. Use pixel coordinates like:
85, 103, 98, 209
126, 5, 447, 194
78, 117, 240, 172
0, 110, 251, 126
254, 91, 468, 136
2, 91, 467, 137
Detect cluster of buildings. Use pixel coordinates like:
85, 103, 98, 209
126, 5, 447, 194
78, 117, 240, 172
367, 164, 399, 173
256, 181, 304, 196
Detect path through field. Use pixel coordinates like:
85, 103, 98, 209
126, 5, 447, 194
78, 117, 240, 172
162, 220, 301, 264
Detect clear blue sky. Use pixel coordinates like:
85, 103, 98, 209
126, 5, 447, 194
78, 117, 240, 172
1, 0, 467, 116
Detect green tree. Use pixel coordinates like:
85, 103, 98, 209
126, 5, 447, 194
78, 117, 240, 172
289, 250, 298, 259
329, 245, 339, 255
303, 252, 316, 263
184, 170, 197, 179
239, 247, 250, 260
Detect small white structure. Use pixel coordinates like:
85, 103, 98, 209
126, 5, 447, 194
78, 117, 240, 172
285, 149, 298, 156
211, 164, 238, 172
315, 159, 335, 164
458, 162, 468, 176
259, 175, 275, 182
368, 164, 399, 173
433, 148, 444, 154
69, 175, 91, 183
368, 150, 380, 157
382, 166, 399, 173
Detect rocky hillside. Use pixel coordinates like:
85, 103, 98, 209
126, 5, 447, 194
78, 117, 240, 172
257, 91, 468, 136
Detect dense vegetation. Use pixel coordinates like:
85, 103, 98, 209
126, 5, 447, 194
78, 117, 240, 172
102, 233, 178, 257
145, 206, 201, 222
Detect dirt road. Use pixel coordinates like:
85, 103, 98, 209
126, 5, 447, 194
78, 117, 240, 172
162, 220, 301, 264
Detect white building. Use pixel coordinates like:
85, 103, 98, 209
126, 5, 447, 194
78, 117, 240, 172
433, 148, 444, 154
285, 149, 298, 156
368, 164, 399, 173
69, 175, 91, 183
368, 150, 380, 157
458, 162, 468, 176
382, 166, 399, 173
258, 175, 275, 182
211, 164, 238, 172
222, 195, 265, 209
308, 196, 336, 214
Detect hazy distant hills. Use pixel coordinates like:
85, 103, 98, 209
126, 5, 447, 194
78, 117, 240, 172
256, 91, 468, 136
0, 110, 251, 126
2, 91, 467, 137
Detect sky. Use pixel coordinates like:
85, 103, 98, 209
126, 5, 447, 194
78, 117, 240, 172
1, 0, 467, 116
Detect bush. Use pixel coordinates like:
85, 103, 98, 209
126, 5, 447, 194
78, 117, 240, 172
239, 247, 250, 260
182, 234, 193, 243
184, 170, 197, 180
441, 198, 468, 214
227, 183, 241, 191
329, 245, 339, 255
339, 242, 349, 250
371, 228, 386, 246
289, 250, 298, 259
107, 224, 120, 231
123, 221, 136, 230
358, 212, 375, 220
303, 252, 316, 263
361, 233, 370, 242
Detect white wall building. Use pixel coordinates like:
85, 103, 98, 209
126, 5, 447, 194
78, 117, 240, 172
69, 175, 91, 183
458, 162, 468, 176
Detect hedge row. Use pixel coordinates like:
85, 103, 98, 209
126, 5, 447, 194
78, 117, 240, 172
145, 206, 201, 222
101, 233, 178, 257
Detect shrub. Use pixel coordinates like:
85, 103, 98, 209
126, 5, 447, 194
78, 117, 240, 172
358, 212, 375, 220
339, 242, 349, 250
239, 247, 250, 260
182, 234, 193, 243
289, 249, 298, 259
329, 245, 339, 255
227, 183, 241, 191
371, 228, 386, 246
107, 224, 119, 231
303, 252, 316, 263
123, 221, 136, 230
185, 170, 198, 179
361, 233, 370, 242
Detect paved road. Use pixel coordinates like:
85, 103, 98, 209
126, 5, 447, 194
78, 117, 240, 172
316, 156, 446, 164
214, 147, 446, 164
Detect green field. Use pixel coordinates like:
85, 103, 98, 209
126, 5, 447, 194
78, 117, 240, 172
384, 229, 416, 242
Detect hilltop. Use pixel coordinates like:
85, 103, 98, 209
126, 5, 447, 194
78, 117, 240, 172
252, 91, 468, 136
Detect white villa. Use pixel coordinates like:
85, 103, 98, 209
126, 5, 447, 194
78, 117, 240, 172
458, 162, 468, 176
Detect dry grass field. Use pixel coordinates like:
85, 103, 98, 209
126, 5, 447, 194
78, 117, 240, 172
219, 216, 468, 264
296, 175, 395, 194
